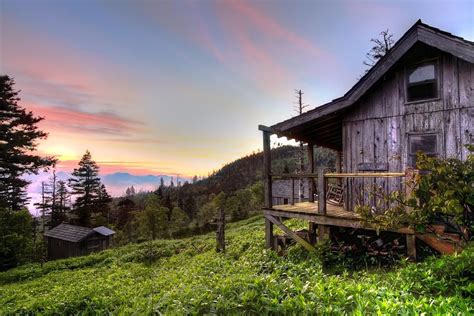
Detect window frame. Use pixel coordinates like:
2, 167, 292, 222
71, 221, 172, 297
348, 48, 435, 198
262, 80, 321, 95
407, 132, 441, 168
404, 58, 441, 104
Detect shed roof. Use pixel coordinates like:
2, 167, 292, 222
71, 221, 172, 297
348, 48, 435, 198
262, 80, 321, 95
93, 226, 115, 236
267, 20, 474, 149
44, 224, 94, 242
44, 224, 116, 242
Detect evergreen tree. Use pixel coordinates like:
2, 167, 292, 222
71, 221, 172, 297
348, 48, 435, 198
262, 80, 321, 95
94, 184, 112, 226
68, 151, 101, 226
0, 75, 55, 210
125, 186, 136, 197
163, 194, 173, 220
138, 195, 168, 240
116, 198, 135, 229
169, 206, 188, 237
52, 180, 69, 227
0, 207, 33, 270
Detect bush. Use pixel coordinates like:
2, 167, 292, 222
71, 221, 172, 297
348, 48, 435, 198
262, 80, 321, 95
356, 146, 474, 239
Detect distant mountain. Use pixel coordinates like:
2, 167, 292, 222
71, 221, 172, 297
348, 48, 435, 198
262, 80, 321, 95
25, 172, 190, 213
101, 173, 174, 187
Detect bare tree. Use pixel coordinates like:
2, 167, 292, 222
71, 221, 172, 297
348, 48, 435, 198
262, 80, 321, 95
294, 90, 310, 201
364, 29, 394, 71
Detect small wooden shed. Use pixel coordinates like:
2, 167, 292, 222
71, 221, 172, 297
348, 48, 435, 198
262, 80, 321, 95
259, 20, 473, 259
44, 223, 115, 260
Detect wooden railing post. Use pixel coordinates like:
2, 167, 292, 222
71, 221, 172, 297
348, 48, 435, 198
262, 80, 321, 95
307, 143, 315, 202
290, 177, 295, 205
318, 167, 327, 215
262, 130, 272, 209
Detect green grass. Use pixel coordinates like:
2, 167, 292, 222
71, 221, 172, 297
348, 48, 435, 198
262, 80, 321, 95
1, 216, 473, 314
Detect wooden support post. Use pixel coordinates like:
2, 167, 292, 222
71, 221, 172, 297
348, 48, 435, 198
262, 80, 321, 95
318, 167, 327, 215
265, 218, 274, 249
290, 177, 295, 205
307, 143, 315, 202
262, 130, 272, 208
216, 207, 225, 253
406, 234, 416, 261
265, 215, 316, 252
335, 150, 342, 173
308, 222, 317, 244
318, 225, 330, 242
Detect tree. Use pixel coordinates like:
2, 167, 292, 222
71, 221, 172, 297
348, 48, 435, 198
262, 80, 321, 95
116, 198, 136, 229
0, 207, 34, 270
68, 150, 102, 226
125, 186, 136, 197
363, 29, 394, 70
294, 89, 309, 201
93, 184, 112, 226
169, 206, 188, 237
52, 180, 69, 227
0, 75, 56, 210
197, 192, 226, 226
138, 195, 168, 240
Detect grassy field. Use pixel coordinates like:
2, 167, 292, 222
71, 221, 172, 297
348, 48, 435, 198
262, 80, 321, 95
1, 216, 473, 314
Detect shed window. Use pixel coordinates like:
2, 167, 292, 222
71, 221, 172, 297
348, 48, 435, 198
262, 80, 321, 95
408, 134, 438, 167
406, 61, 438, 102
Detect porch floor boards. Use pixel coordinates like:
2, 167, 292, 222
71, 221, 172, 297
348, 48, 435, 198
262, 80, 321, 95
263, 202, 414, 234
270, 201, 359, 219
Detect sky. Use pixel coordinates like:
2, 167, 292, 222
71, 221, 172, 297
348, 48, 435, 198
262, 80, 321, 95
1, 0, 473, 194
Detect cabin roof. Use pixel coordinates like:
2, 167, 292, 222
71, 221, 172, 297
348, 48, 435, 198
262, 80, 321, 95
267, 20, 474, 150
44, 223, 115, 242
93, 226, 115, 236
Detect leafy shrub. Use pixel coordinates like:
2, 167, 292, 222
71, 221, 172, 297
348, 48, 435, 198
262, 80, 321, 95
356, 145, 474, 239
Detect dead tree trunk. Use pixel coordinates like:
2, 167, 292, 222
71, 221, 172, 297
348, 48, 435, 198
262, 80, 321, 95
295, 89, 309, 201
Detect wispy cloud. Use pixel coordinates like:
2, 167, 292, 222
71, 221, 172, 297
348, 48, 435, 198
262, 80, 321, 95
27, 104, 142, 136
221, 0, 324, 57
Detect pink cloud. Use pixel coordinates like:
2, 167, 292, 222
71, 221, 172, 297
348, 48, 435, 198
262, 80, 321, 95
26, 103, 142, 136
222, 0, 325, 57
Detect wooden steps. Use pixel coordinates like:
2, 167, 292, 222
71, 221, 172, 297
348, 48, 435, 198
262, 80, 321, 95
416, 225, 464, 255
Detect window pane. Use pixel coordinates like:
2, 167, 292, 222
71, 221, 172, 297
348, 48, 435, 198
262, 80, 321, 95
407, 82, 437, 101
410, 134, 437, 153
408, 64, 435, 83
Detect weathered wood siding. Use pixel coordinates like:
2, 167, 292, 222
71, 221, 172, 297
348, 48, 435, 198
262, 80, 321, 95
342, 48, 474, 211
46, 234, 112, 260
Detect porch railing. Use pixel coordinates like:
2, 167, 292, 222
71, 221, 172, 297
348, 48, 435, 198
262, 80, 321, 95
267, 170, 415, 215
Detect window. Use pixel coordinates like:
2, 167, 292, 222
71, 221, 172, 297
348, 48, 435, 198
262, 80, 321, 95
408, 134, 439, 167
406, 60, 439, 102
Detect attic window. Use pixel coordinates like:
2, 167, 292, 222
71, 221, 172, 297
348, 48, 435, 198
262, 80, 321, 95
406, 61, 439, 102
408, 133, 439, 167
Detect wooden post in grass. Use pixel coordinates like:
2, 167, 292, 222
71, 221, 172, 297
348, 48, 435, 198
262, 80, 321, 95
216, 207, 225, 253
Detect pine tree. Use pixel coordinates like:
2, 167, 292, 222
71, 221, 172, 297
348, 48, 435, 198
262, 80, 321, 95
116, 198, 135, 229
68, 151, 102, 226
138, 195, 168, 240
53, 180, 69, 227
169, 206, 188, 237
94, 184, 112, 226
0, 75, 56, 210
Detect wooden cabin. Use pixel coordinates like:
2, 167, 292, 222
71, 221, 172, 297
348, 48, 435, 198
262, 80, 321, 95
44, 224, 115, 260
259, 21, 473, 260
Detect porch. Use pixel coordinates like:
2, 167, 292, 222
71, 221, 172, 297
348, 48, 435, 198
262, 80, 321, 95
258, 123, 419, 259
